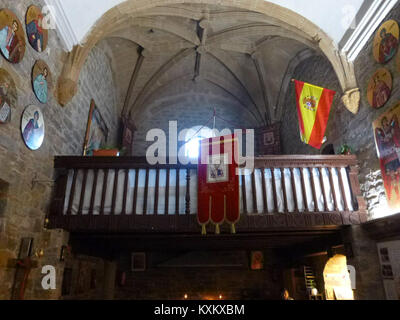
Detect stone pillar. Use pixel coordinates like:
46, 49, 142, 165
103, 260, 117, 300
342, 225, 385, 300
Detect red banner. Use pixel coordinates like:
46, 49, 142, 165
197, 134, 240, 234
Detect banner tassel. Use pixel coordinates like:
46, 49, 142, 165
231, 224, 236, 234
215, 224, 220, 235
202, 224, 207, 236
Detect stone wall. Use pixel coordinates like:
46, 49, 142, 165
342, 226, 386, 300
281, 2, 400, 221
132, 80, 258, 157
0, 0, 119, 299
115, 250, 282, 300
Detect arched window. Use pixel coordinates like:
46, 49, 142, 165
184, 126, 215, 159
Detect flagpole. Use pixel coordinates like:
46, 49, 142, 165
213, 108, 216, 130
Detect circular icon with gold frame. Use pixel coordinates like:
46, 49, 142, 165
373, 20, 399, 64
0, 68, 17, 124
367, 68, 392, 109
32, 60, 52, 104
26, 5, 48, 53
21, 105, 45, 150
0, 9, 25, 63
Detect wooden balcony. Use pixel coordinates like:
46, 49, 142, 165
48, 155, 367, 236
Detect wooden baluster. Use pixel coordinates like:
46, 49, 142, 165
299, 167, 309, 212
185, 169, 191, 215
241, 170, 247, 214
261, 168, 268, 213
338, 167, 350, 211
318, 168, 329, 212
111, 169, 119, 215
165, 168, 170, 215
290, 168, 298, 212
77, 169, 88, 215
281, 168, 288, 213
89, 169, 98, 215
154, 169, 160, 215
100, 169, 109, 215
67, 169, 78, 216
327, 167, 339, 212
309, 168, 319, 212
121, 169, 129, 215
143, 168, 149, 215
176, 169, 180, 215
132, 168, 139, 215
271, 168, 278, 212
251, 170, 257, 213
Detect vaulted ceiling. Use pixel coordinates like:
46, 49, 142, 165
51, 0, 398, 126
95, 3, 319, 126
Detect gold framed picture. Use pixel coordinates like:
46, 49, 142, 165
26, 5, 48, 53
0, 68, 17, 124
367, 68, 392, 109
0, 9, 26, 63
32, 60, 52, 104
373, 20, 399, 64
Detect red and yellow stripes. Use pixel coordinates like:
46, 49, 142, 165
295, 80, 336, 150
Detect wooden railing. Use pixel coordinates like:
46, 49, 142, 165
48, 155, 367, 233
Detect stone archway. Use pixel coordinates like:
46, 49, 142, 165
55, 0, 359, 116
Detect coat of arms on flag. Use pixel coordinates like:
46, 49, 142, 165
294, 80, 336, 150
197, 134, 240, 235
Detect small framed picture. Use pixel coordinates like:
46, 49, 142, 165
263, 132, 275, 146
132, 252, 146, 272
250, 251, 264, 270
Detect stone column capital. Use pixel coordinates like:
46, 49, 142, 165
341, 88, 360, 115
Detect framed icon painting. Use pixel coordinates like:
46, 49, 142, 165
0, 9, 25, 63
0, 68, 17, 124
26, 5, 48, 53
32, 60, 51, 104
373, 20, 399, 64
367, 68, 392, 109
21, 105, 45, 150
250, 251, 264, 271
373, 102, 400, 209
83, 99, 109, 156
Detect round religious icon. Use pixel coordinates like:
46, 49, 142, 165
21, 105, 45, 150
32, 60, 51, 104
373, 20, 399, 64
367, 68, 392, 109
0, 68, 17, 124
0, 9, 25, 63
26, 5, 48, 53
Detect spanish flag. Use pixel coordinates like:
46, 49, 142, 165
294, 80, 336, 149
